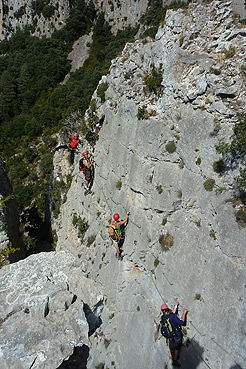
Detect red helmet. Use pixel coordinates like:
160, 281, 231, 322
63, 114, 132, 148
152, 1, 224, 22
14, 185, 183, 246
83, 151, 88, 157
161, 304, 169, 311
74, 132, 79, 137
113, 213, 119, 221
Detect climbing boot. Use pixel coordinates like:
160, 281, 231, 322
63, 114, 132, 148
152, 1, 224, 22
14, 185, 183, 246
172, 360, 181, 368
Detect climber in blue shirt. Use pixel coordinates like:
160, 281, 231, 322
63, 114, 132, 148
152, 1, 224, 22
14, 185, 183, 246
160, 299, 188, 368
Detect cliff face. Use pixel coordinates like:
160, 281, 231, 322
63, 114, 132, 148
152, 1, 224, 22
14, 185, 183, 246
0, 0, 148, 40
0, 0, 70, 40
52, 1, 246, 369
1, 1, 245, 41
0, 1, 246, 369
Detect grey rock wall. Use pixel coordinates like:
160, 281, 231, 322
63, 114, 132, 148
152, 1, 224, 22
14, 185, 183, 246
51, 1, 246, 369
0, 251, 103, 369
0, 0, 69, 40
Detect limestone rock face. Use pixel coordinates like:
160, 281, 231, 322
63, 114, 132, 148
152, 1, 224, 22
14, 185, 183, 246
0, 0, 148, 40
51, 1, 246, 368
85, 0, 148, 33
0, 0, 70, 40
0, 251, 103, 369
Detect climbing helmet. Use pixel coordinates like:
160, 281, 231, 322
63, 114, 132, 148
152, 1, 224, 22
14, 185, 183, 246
113, 213, 119, 221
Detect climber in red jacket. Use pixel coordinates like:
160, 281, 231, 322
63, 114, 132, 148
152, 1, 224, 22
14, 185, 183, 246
54, 132, 83, 164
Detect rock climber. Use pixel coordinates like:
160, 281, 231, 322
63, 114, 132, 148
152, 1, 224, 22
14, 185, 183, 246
160, 300, 188, 368
54, 132, 83, 164
79, 151, 94, 192
109, 211, 129, 260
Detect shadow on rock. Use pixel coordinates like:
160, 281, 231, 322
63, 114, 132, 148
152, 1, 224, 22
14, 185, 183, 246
56, 345, 89, 369
230, 364, 243, 369
83, 301, 103, 336
179, 338, 205, 369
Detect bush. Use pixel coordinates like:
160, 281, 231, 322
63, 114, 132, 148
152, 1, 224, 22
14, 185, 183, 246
154, 258, 159, 267
165, 141, 176, 153
141, 26, 158, 39
144, 64, 163, 95
13, 183, 33, 211
156, 185, 163, 194
39, 153, 53, 174
116, 179, 122, 190
137, 106, 148, 120
0, 243, 20, 268
97, 82, 108, 102
140, 0, 166, 27
159, 233, 174, 252
8, 161, 28, 180
215, 114, 246, 188
203, 178, 215, 192
73, 214, 89, 239
235, 209, 246, 225
222, 46, 236, 58
213, 159, 226, 173
42, 4, 55, 18
24, 148, 37, 163
196, 157, 201, 165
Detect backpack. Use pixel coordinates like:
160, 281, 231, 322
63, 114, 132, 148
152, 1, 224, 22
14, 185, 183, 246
160, 314, 177, 339
79, 158, 85, 171
108, 225, 120, 241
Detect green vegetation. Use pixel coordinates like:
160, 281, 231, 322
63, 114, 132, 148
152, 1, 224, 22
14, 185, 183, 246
137, 106, 148, 120
116, 179, 122, 190
1, 0, 194, 257
154, 258, 159, 267
0, 194, 15, 208
156, 184, 163, 194
194, 293, 203, 301
144, 64, 163, 95
209, 228, 216, 240
210, 67, 221, 75
95, 363, 105, 369
222, 46, 236, 58
159, 233, 174, 252
196, 157, 201, 165
203, 178, 215, 192
97, 82, 109, 101
165, 141, 176, 153
234, 208, 246, 225
216, 114, 246, 187
177, 189, 182, 198
72, 214, 89, 239
140, 0, 192, 38
39, 153, 53, 174
213, 159, 226, 173
0, 6, 140, 255
0, 243, 20, 268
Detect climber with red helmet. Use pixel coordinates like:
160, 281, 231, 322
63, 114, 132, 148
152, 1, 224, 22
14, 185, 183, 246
68, 132, 82, 164
109, 211, 129, 260
54, 132, 83, 164
159, 300, 188, 367
79, 151, 93, 192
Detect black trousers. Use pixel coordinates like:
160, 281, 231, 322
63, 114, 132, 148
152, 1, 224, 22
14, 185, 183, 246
54, 145, 75, 164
